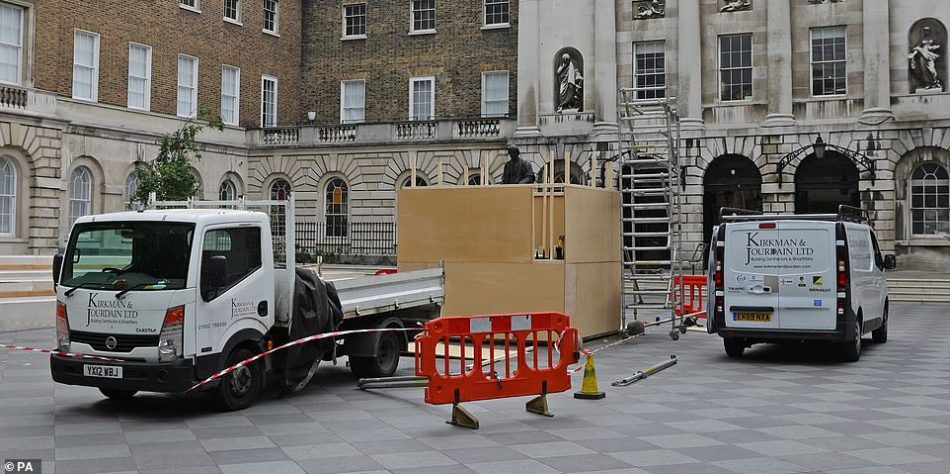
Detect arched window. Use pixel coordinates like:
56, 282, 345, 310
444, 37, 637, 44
269, 178, 291, 236
400, 175, 428, 188
911, 162, 950, 235
219, 180, 237, 201
325, 177, 348, 237
467, 172, 482, 185
0, 157, 15, 236
125, 172, 139, 209
69, 166, 92, 225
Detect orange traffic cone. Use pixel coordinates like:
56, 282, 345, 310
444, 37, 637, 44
573, 353, 606, 399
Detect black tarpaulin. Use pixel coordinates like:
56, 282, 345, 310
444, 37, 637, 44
283, 267, 344, 391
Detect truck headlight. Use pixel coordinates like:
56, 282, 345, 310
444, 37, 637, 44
158, 305, 184, 362
56, 302, 70, 351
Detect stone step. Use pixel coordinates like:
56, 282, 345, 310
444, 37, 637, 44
0, 279, 55, 298
0, 296, 56, 331
0, 255, 53, 271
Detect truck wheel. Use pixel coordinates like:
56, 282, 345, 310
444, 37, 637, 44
840, 321, 862, 362
350, 331, 400, 379
99, 388, 137, 401
872, 308, 888, 344
216, 348, 262, 411
724, 338, 745, 358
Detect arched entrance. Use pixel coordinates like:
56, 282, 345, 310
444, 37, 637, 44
794, 151, 859, 214
703, 154, 762, 243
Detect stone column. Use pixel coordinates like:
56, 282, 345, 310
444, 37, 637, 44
762, 0, 796, 128
592, 0, 617, 138
861, 0, 893, 123
514, 0, 542, 137
677, 0, 703, 130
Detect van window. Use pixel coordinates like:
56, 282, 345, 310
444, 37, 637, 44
201, 227, 262, 301
847, 228, 873, 271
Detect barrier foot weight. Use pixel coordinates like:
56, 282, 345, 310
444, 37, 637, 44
447, 402, 479, 429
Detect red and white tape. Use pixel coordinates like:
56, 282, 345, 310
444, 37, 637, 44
186, 326, 423, 392
1, 344, 121, 362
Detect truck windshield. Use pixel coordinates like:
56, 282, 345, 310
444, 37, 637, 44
62, 222, 196, 291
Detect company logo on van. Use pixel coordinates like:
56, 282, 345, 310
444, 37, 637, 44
86, 293, 138, 327
744, 232, 814, 265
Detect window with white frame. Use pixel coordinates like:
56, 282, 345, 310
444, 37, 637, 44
325, 177, 348, 238
343, 3, 366, 38
0, 3, 23, 85
401, 175, 428, 188
409, 76, 434, 120
180, 0, 199, 10
411, 0, 435, 32
261, 75, 277, 126
0, 156, 14, 236
340, 80, 365, 123
484, 0, 508, 26
811, 26, 846, 96
719, 33, 752, 101
269, 178, 290, 236
219, 179, 237, 201
72, 30, 100, 101
634, 41, 666, 100
127, 43, 151, 111
177, 55, 198, 117
69, 166, 92, 225
224, 0, 240, 22
221, 65, 240, 126
481, 71, 508, 117
911, 162, 950, 235
263, 0, 279, 34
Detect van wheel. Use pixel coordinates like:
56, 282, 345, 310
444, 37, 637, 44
350, 331, 400, 379
724, 338, 745, 358
872, 308, 888, 344
840, 321, 862, 362
99, 388, 136, 401
216, 348, 262, 411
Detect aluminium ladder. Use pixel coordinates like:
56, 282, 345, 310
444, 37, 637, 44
615, 86, 685, 340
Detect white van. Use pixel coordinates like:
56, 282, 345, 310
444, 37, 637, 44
706, 206, 895, 361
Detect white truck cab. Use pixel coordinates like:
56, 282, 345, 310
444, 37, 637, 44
50, 203, 443, 409
707, 206, 895, 361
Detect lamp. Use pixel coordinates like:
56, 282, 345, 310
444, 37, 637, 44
307, 111, 316, 122
813, 135, 826, 160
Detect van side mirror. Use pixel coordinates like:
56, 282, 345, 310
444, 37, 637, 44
52, 253, 63, 285
883, 254, 897, 270
202, 256, 228, 296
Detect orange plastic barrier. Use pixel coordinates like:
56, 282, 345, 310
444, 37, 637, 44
415, 312, 579, 406
674, 275, 707, 319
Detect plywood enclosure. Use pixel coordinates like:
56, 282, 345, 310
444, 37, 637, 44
398, 184, 622, 339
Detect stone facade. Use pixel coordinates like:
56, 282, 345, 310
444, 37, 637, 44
618, 0, 950, 270
300, 0, 518, 123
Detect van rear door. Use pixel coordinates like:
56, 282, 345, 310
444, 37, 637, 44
775, 221, 836, 330
723, 222, 780, 330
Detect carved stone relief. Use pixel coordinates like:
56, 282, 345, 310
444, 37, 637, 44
719, 0, 751, 13
633, 0, 664, 20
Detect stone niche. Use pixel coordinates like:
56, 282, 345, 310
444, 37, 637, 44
553, 47, 584, 113
908, 18, 947, 94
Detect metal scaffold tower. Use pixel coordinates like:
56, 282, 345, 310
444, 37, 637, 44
615, 86, 685, 340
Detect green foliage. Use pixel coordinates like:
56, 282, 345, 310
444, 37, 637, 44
134, 108, 224, 205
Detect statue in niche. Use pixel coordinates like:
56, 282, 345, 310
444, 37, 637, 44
555, 49, 584, 113
633, 0, 664, 20
719, 0, 751, 13
909, 26, 943, 92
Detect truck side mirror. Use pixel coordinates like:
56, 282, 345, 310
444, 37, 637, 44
883, 254, 897, 270
52, 253, 63, 285
202, 255, 228, 294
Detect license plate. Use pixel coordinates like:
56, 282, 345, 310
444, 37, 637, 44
735, 312, 772, 322
84, 364, 123, 379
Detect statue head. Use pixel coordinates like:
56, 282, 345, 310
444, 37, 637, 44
561, 53, 571, 63
507, 145, 521, 159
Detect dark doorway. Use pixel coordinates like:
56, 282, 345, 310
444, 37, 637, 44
794, 151, 860, 214
703, 155, 762, 244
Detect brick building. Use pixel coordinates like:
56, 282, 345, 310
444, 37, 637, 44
0, 0, 301, 254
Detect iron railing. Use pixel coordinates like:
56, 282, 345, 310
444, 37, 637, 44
295, 221, 396, 261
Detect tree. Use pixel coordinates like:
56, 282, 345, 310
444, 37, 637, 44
134, 108, 224, 205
